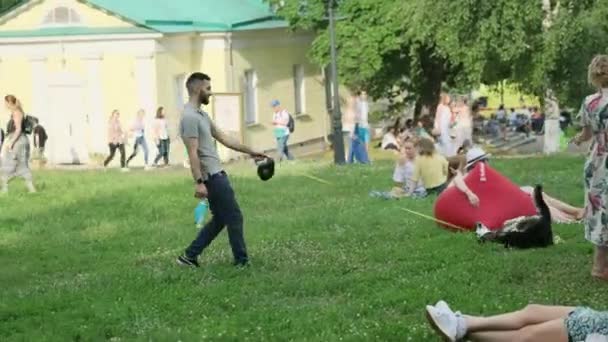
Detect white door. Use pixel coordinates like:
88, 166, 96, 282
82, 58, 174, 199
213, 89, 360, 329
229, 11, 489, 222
47, 83, 88, 164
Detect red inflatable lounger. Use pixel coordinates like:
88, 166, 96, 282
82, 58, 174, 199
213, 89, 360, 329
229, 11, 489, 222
434, 163, 537, 231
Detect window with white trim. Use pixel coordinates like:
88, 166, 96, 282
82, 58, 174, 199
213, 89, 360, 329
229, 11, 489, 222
293, 64, 305, 115
244, 70, 258, 125
42, 6, 82, 26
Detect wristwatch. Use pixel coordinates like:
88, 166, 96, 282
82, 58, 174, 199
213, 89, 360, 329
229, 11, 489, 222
196, 178, 204, 184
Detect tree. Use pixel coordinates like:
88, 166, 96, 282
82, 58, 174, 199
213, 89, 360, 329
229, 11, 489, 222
270, 0, 545, 116
270, 0, 608, 119
0, 0, 23, 14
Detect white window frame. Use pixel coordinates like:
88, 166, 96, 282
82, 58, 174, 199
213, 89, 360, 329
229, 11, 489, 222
40, 4, 83, 28
244, 69, 258, 125
293, 64, 306, 115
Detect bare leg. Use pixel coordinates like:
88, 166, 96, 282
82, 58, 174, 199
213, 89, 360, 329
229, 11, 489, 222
542, 193, 584, 219
520, 187, 584, 221
469, 319, 569, 342
465, 304, 574, 332
592, 245, 608, 280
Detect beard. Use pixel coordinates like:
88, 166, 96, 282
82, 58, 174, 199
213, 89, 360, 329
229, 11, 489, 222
200, 94, 210, 105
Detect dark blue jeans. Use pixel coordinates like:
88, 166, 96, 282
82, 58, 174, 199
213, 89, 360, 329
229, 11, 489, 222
276, 135, 294, 161
127, 136, 149, 165
154, 139, 170, 165
348, 137, 369, 164
185, 172, 248, 264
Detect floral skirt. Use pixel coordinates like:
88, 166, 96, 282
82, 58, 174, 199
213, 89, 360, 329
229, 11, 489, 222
566, 307, 608, 342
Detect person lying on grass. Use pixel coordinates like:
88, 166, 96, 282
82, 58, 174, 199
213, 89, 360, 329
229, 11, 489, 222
449, 147, 584, 224
425, 299, 608, 342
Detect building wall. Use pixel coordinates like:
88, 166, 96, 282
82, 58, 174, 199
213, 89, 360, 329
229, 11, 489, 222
230, 29, 330, 153
0, 36, 159, 165
154, 34, 198, 163
0, 0, 133, 30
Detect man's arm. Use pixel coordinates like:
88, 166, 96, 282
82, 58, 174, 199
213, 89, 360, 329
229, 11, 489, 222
452, 170, 479, 207
184, 137, 204, 181
573, 125, 593, 145
210, 120, 265, 158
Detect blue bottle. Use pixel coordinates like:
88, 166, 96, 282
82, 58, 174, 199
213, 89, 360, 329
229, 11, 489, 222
194, 200, 208, 229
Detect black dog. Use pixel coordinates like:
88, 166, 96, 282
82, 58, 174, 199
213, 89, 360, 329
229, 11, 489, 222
476, 185, 553, 249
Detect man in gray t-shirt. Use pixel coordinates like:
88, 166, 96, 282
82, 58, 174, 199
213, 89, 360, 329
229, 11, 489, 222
177, 72, 267, 268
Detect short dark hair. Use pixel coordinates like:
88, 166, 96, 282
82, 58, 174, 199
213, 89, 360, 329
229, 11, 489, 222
186, 72, 211, 96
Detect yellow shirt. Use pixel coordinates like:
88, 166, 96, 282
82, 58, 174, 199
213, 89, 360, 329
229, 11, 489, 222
412, 153, 448, 189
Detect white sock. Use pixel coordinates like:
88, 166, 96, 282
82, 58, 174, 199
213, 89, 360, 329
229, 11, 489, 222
455, 312, 467, 339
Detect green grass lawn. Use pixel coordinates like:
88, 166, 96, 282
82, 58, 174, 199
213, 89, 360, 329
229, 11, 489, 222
1, 154, 606, 341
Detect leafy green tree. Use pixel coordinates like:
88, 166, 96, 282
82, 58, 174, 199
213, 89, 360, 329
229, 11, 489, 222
269, 0, 608, 117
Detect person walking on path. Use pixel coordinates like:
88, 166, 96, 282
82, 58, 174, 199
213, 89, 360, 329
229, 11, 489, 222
176, 72, 268, 268
1, 95, 36, 194
103, 110, 128, 172
153, 106, 171, 167
126, 109, 151, 170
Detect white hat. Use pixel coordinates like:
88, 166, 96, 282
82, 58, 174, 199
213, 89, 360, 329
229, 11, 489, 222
466, 146, 491, 169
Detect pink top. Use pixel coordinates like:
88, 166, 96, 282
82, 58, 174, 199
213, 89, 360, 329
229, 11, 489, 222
108, 119, 125, 144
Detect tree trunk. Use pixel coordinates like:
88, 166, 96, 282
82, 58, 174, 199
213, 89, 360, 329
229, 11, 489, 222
417, 45, 444, 119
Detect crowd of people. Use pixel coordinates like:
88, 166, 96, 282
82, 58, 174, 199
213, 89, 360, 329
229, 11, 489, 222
421, 56, 608, 341
103, 106, 172, 172
0, 95, 176, 194
2, 53, 608, 340
476, 104, 547, 139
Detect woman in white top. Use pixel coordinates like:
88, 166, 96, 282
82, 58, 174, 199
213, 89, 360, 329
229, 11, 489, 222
153, 106, 170, 167
381, 119, 401, 151
433, 93, 455, 157
452, 97, 473, 150
394, 140, 425, 195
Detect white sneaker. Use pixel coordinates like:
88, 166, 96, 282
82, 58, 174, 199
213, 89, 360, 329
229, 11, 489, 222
435, 300, 454, 314
475, 222, 492, 239
121, 168, 130, 173
144, 165, 153, 171
425, 305, 458, 342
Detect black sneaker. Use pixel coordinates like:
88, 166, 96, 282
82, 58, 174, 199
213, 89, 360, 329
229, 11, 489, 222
233, 260, 249, 268
176, 255, 200, 268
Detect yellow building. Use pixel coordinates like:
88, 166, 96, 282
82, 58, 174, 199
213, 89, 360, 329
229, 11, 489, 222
0, 0, 330, 165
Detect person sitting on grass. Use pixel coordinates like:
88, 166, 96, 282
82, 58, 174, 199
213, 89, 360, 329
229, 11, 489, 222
407, 137, 449, 196
446, 141, 471, 183
398, 119, 416, 143
381, 119, 401, 152
393, 140, 425, 196
412, 115, 435, 143
450, 147, 585, 224
369, 140, 425, 199
425, 299, 608, 342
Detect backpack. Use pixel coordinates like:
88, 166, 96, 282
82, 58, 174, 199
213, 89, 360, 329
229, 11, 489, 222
23, 115, 38, 135
287, 113, 295, 133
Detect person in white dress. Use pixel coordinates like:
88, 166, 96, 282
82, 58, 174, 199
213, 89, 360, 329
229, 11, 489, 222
433, 93, 455, 157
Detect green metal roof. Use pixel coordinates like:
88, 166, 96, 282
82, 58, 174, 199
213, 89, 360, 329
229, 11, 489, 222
85, 0, 287, 33
0, 26, 155, 38
0, 0, 288, 37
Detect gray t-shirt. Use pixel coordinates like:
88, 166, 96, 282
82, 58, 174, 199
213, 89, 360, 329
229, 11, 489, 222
179, 103, 222, 179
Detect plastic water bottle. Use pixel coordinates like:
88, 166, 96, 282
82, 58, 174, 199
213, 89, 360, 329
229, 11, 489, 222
194, 200, 208, 229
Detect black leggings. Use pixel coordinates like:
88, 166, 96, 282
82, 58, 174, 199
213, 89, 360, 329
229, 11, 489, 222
104, 143, 126, 167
